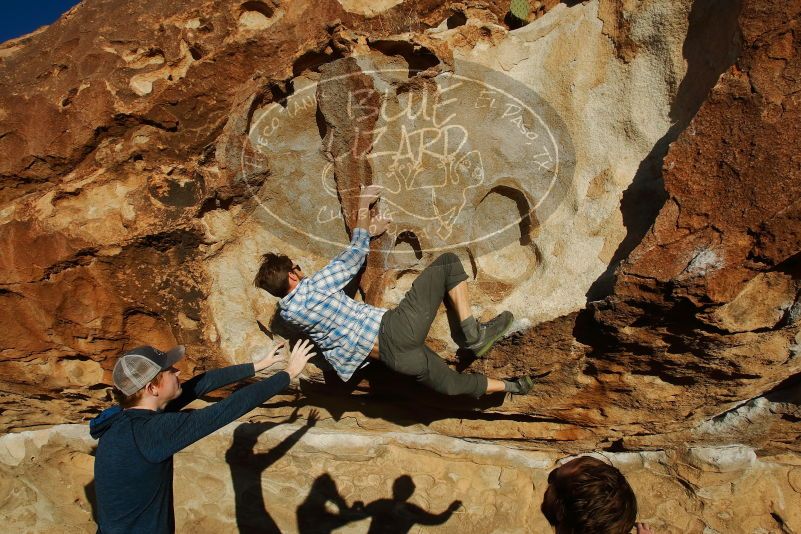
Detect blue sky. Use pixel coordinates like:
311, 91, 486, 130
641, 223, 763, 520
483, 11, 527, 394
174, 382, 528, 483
1, 1, 82, 43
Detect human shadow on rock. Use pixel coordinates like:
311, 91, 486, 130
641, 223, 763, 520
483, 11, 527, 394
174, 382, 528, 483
226, 409, 318, 534
296, 473, 366, 534
83, 460, 99, 527
586, 0, 744, 301
268, 310, 333, 375
297, 474, 461, 534
355, 475, 461, 534
300, 361, 506, 426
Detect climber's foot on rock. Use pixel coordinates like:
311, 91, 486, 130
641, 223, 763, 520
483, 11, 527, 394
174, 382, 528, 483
466, 311, 514, 358
504, 376, 534, 395
503, 367, 554, 395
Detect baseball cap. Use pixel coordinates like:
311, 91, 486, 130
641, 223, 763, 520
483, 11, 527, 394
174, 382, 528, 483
112, 345, 185, 396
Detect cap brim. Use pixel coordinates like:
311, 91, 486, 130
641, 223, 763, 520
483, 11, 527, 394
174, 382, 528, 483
162, 345, 185, 368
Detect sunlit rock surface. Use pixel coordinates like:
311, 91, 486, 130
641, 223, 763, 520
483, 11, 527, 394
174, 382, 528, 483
2, 423, 800, 533
0, 0, 800, 531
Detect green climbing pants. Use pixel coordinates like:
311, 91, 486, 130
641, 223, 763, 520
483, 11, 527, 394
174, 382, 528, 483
378, 253, 489, 399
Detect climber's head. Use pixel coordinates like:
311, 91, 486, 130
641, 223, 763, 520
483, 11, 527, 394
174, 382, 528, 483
254, 252, 304, 297
541, 456, 637, 534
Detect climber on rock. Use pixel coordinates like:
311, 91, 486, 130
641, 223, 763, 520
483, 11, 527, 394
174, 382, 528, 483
254, 184, 537, 399
89, 339, 315, 534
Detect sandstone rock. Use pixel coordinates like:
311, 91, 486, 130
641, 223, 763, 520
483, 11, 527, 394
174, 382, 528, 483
708, 271, 799, 333
2, 424, 801, 533
0, 0, 798, 509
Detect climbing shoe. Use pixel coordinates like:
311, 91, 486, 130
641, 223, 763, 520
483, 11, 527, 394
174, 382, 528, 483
466, 311, 514, 358
504, 368, 554, 395
504, 375, 534, 394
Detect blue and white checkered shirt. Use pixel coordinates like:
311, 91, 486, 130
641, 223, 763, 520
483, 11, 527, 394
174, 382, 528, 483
279, 228, 387, 382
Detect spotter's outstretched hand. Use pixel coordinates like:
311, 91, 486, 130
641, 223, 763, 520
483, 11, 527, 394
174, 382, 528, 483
253, 341, 286, 372
285, 339, 316, 379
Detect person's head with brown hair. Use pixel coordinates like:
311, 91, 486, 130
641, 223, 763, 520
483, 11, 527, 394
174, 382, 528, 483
254, 252, 302, 298
541, 456, 638, 534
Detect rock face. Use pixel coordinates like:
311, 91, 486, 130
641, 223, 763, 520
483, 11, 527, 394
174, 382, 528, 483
0, 0, 800, 528
2, 423, 801, 533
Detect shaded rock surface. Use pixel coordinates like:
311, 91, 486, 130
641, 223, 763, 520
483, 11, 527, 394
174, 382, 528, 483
0, 0, 799, 500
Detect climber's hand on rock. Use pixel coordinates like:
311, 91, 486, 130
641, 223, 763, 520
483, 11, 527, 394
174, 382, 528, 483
635, 523, 654, 534
359, 184, 382, 208
368, 210, 391, 237
356, 185, 383, 232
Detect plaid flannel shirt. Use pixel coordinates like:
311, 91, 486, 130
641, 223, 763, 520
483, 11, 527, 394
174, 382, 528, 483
279, 228, 387, 382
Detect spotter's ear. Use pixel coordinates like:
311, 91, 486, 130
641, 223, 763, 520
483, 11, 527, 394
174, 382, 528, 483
145, 381, 159, 397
